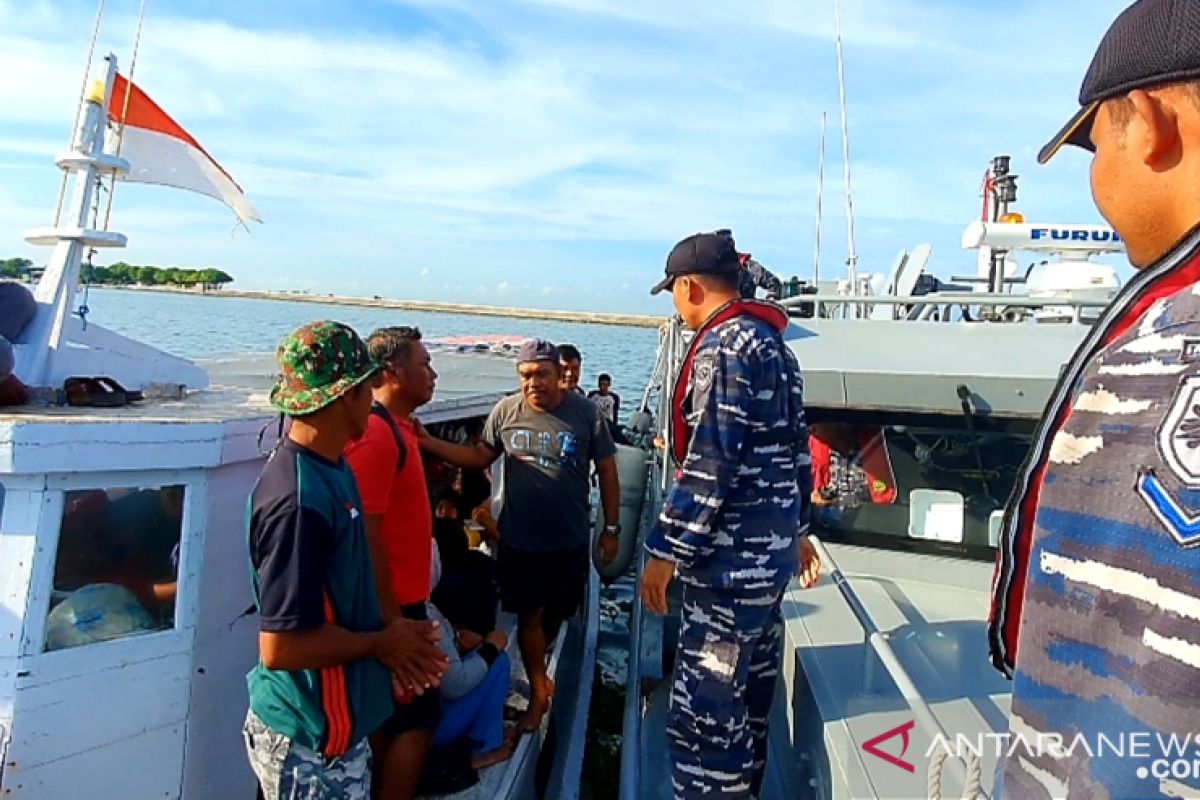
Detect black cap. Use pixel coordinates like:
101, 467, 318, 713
650, 232, 742, 295
517, 338, 559, 364
1039, 0, 1200, 164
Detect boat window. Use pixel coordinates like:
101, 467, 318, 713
46, 485, 185, 651
808, 412, 1034, 560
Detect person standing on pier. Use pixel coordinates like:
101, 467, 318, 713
416, 338, 621, 732
641, 233, 820, 800
989, 2, 1200, 797
243, 321, 447, 800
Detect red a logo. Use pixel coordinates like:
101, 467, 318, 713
861, 720, 916, 773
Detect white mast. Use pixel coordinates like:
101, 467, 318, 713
833, 0, 859, 294
17, 54, 129, 387
813, 111, 827, 285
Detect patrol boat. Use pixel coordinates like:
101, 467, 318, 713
0, 42, 601, 800
617, 158, 1126, 799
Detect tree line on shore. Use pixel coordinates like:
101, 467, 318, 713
1, 257, 234, 288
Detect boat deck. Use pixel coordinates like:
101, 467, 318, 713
776, 542, 1009, 799
0, 349, 514, 475
628, 542, 1009, 800
424, 567, 600, 799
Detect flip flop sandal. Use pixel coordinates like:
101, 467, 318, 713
62, 377, 128, 408
92, 376, 144, 402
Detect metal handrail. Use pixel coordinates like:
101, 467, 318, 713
619, 318, 686, 800
780, 291, 1112, 310
619, 519, 648, 798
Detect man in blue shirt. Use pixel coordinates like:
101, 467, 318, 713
641, 233, 820, 799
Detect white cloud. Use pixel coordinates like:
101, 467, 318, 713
0, 0, 1131, 313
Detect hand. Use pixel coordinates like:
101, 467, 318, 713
374, 617, 448, 695
640, 557, 675, 615
484, 630, 509, 651
797, 535, 821, 589
596, 531, 619, 566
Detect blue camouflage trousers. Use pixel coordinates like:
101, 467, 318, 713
668, 584, 785, 799
243, 710, 372, 800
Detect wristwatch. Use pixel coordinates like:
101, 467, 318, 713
602, 524, 621, 537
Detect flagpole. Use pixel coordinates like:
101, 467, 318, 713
102, 0, 148, 231
54, 0, 107, 227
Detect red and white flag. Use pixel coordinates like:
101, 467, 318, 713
107, 73, 261, 225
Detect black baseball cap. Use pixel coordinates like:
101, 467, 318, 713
650, 232, 741, 295
1039, 0, 1200, 164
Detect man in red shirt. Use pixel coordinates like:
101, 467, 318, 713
344, 326, 439, 800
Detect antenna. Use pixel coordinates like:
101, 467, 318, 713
813, 111, 827, 285
54, 0, 108, 227
833, 0, 859, 294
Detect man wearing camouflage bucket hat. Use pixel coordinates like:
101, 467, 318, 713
244, 321, 449, 800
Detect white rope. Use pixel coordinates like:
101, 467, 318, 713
927, 749, 984, 800
102, 0, 148, 231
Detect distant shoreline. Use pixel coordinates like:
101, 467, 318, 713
108, 285, 664, 329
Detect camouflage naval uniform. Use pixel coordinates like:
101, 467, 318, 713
990, 232, 1200, 799
647, 301, 810, 800
738, 256, 783, 301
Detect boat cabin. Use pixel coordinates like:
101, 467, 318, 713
0, 342, 596, 799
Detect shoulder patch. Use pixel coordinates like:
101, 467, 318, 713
1158, 375, 1200, 487
693, 351, 716, 395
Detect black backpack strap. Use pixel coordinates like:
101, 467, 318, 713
370, 402, 408, 472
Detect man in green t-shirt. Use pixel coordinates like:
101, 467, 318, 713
244, 320, 448, 800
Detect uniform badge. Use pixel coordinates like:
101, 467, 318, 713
1158, 375, 1200, 487
693, 352, 716, 395
1140, 376, 1200, 547
1136, 469, 1200, 547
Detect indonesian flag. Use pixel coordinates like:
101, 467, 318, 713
107, 73, 261, 225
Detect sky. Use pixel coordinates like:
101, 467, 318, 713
0, 0, 1131, 314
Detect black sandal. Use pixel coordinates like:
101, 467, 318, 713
62, 377, 127, 408
92, 376, 144, 402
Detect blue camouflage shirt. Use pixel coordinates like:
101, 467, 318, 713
997, 231, 1200, 799
646, 306, 811, 591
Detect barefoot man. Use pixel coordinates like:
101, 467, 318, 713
417, 338, 620, 731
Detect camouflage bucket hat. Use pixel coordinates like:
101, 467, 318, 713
269, 320, 381, 415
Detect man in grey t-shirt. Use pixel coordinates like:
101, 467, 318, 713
418, 338, 619, 733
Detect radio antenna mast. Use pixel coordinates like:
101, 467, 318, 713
833, 0, 859, 295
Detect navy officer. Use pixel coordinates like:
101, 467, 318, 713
641, 232, 820, 799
